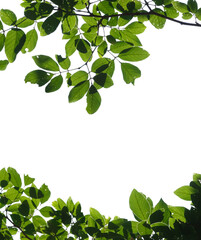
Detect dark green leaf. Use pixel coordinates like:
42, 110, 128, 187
25, 3, 54, 20
196, 8, 201, 20
45, 75, 63, 93
118, 47, 149, 62
69, 81, 90, 102
75, 39, 90, 53
19, 200, 30, 216
0, 33, 5, 51
25, 70, 53, 86
94, 73, 113, 88
32, 55, 59, 71
7, 167, 22, 188
90, 207, 104, 226
21, 29, 38, 53
86, 85, 101, 114
0, 60, 9, 71
129, 189, 151, 221
121, 63, 141, 84
41, 11, 61, 35
0, 9, 17, 25
5, 29, 26, 63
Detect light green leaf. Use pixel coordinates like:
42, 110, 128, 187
129, 189, 151, 221
5, 188, 19, 201
164, 5, 179, 18
24, 175, 35, 186
169, 206, 187, 222
21, 29, 38, 53
40, 184, 51, 204
15, 17, 34, 28
5, 29, 26, 63
40, 206, 55, 217
97, 1, 115, 15
62, 15, 77, 34
120, 30, 142, 46
97, 41, 107, 57
110, 41, 133, 54
68, 81, 90, 103
172, 1, 189, 13
0, 9, 17, 25
82, 16, 97, 26
33, 215, 47, 228
118, 47, 149, 62
7, 167, 22, 188
126, 22, 146, 34
55, 55, 70, 70
121, 63, 141, 84
90, 207, 104, 226
174, 185, 198, 200
0, 60, 9, 71
65, 35, 79, 56
137, 221, 152, 236
182, 12, 192, 19
32, 55, 59, 71
86, 85, 101, 114
25, 70, 53, 86
149, 9, 166, 29
91, 58, 111, 73
68, 71, 88, 86
0, 168, 9, 182
45, 75, 63, 93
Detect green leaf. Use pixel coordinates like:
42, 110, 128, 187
121, 63, 141, 84
65, 35, 79, 56
25, 70, 53, 86
7, 167, 22, 188
0, 60, 9, 71
0, 33, 5, 51
97, 41, 107, 57
45, 75, 63, 93
25, 3, 54, 20
15, 17, 34, 28
24, 186, 44, 199
169, 206, 187, 222
149, 9, 166, 29
82, 16, 97, 26
33, 215, 47, 228
68, 81, 90, 103
40, 184, 51, 204
24, 175, 35, 186
68, 71, 88, 86
172, 1, 189, 13
67, 197, 74, 213
90, 207, 104, 226
118, 47, 149, 62
0, 9, 17, 25
32, 55, 59, 71
62, 15, 77, 34
93, 73, 113, 88
187, 0, 197, 13
0, 168, 9, 182
40, 206, 55, 217
110, 41, 133, 54
164, 5, 179, 18
129, 189, 151, 221
55, 55, 70, 70
120, 31, 142, 46
5, 188, 19, 201
97, 1, 115, 15
0, 19, 3, 30
19, 200, 30, 216
91, 58, 111, 73
21, 29, 38, 53
75, 39, 90, 53
182, 12, 193, 19
174, 185, 198, 200
196, 8, 201, 20
137, 221, 152, 236
126, 22, 146, 34
5, 29, 26, 63
41, 11, 61, 35
154, 199, 170, 224
86, 85, 101, 114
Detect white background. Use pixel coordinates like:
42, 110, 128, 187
0, 1, 201, 220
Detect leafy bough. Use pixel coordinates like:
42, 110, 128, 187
0, 0, 201, 113
1, 167, 201, 239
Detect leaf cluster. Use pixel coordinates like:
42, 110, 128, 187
1, 168, 201, 239
0, 0, 201, 113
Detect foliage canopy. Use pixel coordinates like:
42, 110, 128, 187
0, 0, 201, 113
1, 167, 201, 239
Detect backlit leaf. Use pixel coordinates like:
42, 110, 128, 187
174, 185, 198, 200
86, 85, 101, 114
21, 29, 38, 53
118, 47, 149, 62
68, 81, 90, 103
0, 9, 17, 25
45, 75, 63, 93
25, 70, 53, 86
121, 63, 141, 84
7, 167, 22, 188
32, 55, 59, 71
25, 3, 54, 20
149, 9, 166, 29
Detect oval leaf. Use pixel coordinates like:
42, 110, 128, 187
0, 9, 17, 25
118, 47, 149, 62
45, 75, 63, 93
25, 70, 53, 86
21, 29, 38, 53
86, 85, 101, 114
32, 55, 59, 71
68, 80, 90, 103
121, 63, 141, 84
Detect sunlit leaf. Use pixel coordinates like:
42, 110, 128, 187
32, 55, 59, 71
45, 75, 63, 93
21, 29, 38, 53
